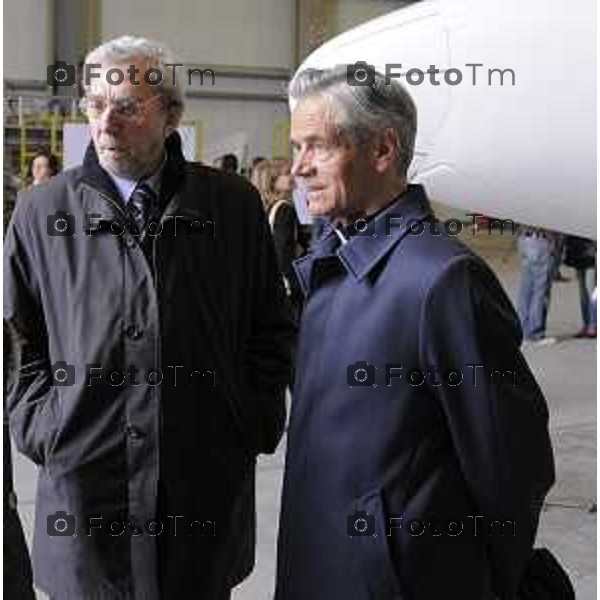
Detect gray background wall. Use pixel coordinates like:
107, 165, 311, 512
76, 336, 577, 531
4, 0, 411, 163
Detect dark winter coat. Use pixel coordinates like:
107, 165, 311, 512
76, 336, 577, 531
276, 185, 554, 600
4, 133, 296, 599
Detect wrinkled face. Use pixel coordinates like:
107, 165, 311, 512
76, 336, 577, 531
85, 60, 177, 178
31, 156, 52, 184
290, 96, 376, 222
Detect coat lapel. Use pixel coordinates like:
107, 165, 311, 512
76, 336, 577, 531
294, 185, 433, 296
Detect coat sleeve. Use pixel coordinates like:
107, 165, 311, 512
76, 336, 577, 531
242, 191, 297, 454
420, 256, 555, 599
4, 196, 59, 466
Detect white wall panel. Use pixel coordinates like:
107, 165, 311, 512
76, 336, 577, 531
101, 0, 295, 70
4, 0, 52, 81
182, 97, 290, 166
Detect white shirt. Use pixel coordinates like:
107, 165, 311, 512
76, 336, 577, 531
106, 159, 164, 205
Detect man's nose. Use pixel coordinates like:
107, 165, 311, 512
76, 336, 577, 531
96, 105, 121, 131
291, 148, 313, 178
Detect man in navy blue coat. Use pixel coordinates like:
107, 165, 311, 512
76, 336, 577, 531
275, 66, 555, 600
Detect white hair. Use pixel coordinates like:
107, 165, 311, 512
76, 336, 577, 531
289, 65, 417, 175
84, 36, 184, 121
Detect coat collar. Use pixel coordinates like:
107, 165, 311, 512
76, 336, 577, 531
80, 131, 187, 211
294, 184, 432, 295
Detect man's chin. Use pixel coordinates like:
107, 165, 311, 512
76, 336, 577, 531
307, 199, 332, 219
99, 157, 137, 179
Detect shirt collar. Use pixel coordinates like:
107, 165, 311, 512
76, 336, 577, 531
106, 156, 165, 205
294, 184, 432, 294
332, 197, 401, 245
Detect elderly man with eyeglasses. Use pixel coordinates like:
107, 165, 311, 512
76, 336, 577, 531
4, 36, 295, 600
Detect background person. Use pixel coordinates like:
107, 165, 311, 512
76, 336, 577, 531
252, 158, 305, 317
248, 155, 266, 180
219, 152, 239, 174
564, 235, 597, 338
27, 149, 60, 186
516, 226, 556, 344
550, 232, 569, 282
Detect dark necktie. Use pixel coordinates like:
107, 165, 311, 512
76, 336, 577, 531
127, 182, 157, 235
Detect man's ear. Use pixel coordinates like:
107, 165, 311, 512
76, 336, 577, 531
373, 128, 399, 174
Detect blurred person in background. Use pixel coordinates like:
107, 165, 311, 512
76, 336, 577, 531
249, 156, 266, 180
550, 232, 569, 282
27, 149, 60, 187
516, 226, 557, 344
564, 235, 597, 338
219, 153, 239, 174
252, 158, 305, 317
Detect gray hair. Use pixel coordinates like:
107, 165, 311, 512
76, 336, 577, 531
289, 65, 417, 176
84, 36, 184, 122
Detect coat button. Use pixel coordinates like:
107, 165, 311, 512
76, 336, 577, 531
125, 325, 143, 339
126, 425, 144, 440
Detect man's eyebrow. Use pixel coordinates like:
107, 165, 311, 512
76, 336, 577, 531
291, 134, 327, 146
86, 93, 137, 101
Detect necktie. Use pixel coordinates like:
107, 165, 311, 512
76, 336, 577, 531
127, 182, 157, 235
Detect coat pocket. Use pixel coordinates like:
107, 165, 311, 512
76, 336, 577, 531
352, 489, 404, 600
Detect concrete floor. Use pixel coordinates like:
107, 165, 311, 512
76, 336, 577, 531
12, 230, 596, 599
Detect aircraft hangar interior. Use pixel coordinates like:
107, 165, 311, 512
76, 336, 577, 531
3, 1, 597, 599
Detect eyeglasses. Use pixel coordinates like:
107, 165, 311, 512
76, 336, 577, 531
79, 94, 165, 121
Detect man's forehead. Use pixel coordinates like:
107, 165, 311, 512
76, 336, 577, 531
88, 60, 156, 96
291, 97, 339, 138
